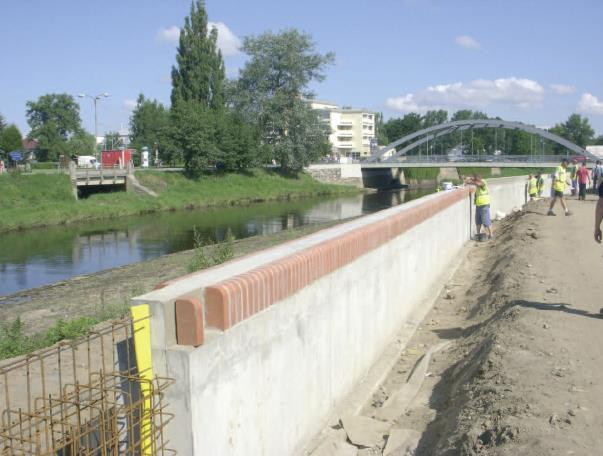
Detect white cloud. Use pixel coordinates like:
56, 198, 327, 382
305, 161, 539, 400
156, 26, 180, 45
208, 22, 241, 57
386, 77, 545, 113
156, 22, 241, 56
123, 99, 137, 110
578, 93, 603, 115
550, 83, 576, 95
455, 35, 481, 50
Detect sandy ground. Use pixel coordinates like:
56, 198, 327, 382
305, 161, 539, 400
0, 221, 342, 336
312, 194, 603, 456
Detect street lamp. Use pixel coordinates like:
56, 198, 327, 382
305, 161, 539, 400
77, 92, 109, 143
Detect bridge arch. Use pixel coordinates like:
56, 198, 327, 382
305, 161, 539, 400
369, 119, 593, 163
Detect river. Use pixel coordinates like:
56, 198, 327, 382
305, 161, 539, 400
0, 188, 433, 296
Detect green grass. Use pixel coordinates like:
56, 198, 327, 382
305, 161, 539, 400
0, 302, 129, 360
0, 169, 357, 232
403, 167, 440, 180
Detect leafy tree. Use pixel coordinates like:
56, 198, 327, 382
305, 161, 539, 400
422, 110, 448, 128
26, 93, 82, 161
233, 29, 334, 170
593, 134, 603, 145
171, 0, 225, 111
0, 124, 23, 153
383, 113, 422, 145
549, 113, 594, 148
169, 101, 219, 175
129, 93, 171, 160
216, 112, 266, 170
0, 113, 6, 133
65, 131, 96, 157
103, 131, 122, 150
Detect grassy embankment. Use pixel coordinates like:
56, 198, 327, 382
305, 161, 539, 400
0, 169, 357, 232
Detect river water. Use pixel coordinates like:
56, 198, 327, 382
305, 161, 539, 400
0, 188, 433, 296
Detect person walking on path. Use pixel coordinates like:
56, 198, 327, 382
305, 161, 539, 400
548, 158, 572, 216
595, 178, 603, 243
465, 174, 493, 240
536, 172, 545, 197
593, 161, 602, 194
528, 174, 539, 200
576, 162, 590, 201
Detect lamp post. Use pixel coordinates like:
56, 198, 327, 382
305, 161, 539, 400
77, 92, 109, 144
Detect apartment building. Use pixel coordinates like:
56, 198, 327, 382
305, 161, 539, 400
311, 101, 376, 159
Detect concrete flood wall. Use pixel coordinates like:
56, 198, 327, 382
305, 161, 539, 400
132, 176, 537, 455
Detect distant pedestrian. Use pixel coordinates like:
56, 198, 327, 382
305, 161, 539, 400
593, 161, 603, 194
569, 159, 579, 196
528, 174, 538, 200
548, 158, 572, 216
0, 160, 4, 174
576, 162, 590, 201
465, 174, 493, 240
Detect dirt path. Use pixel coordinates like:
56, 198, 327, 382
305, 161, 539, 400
313, 194, 603, 455
0, 221, 343, 336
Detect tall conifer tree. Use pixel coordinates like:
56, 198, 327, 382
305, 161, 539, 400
170, 1, 224, 111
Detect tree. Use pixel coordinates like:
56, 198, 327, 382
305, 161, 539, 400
171, 0, 225, 111
594, 135, 603, 145
169, 1, 227, 174
0, 113, 6, 133
129, 94, 171, 159
422, 110, 448, 128
383, 113, 422, 143
233, 29, 334, 170
65, 131, 96, 157
550, 114, 594, 148
26, 93, 82, 161
169, 100, 223, 174
103, 131, 122, 150
0, 124, 23, 153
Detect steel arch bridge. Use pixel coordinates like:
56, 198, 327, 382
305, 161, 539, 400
368, 119, 595, 163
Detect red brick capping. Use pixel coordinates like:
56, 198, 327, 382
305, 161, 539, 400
176, 298, 204, 346
204, 188, 471, 331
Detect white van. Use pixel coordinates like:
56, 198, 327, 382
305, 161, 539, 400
77, 156, 99, 169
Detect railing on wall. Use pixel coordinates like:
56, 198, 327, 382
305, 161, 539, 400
0, 316, 175, 455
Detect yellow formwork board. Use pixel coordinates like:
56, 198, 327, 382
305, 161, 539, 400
131, 304, 154, 455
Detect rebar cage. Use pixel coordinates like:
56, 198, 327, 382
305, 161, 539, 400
0, 317, 175, 455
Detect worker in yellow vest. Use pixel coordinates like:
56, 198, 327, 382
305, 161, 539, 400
528, 174, 539, 200
548, 158, 572, 216
465, 174, 493, 240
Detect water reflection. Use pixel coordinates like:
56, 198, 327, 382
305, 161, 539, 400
0, 188, 432, 296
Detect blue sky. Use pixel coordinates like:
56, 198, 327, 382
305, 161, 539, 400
2, 0, 603, 136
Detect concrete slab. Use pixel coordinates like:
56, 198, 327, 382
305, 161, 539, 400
375, 342, 450, 422
312, 438, 358, 456
383, 428, 421, 455
341, 416, 390, 448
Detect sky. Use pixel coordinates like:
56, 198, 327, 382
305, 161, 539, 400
2, 0, 603, 137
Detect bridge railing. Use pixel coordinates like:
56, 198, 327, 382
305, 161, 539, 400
368, 154, 585, 164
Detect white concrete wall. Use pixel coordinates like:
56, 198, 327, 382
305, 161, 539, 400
136, 176, 537, 455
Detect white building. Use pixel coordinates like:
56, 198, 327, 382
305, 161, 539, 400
311, 101, 376, 159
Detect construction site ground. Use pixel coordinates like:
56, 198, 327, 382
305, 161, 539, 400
311, 194, 603, 456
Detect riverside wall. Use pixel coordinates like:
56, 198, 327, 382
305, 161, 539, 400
132, 176, 538, 455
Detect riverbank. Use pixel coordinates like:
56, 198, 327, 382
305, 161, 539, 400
0, 219, 348, 359
0, 169, 358, 233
